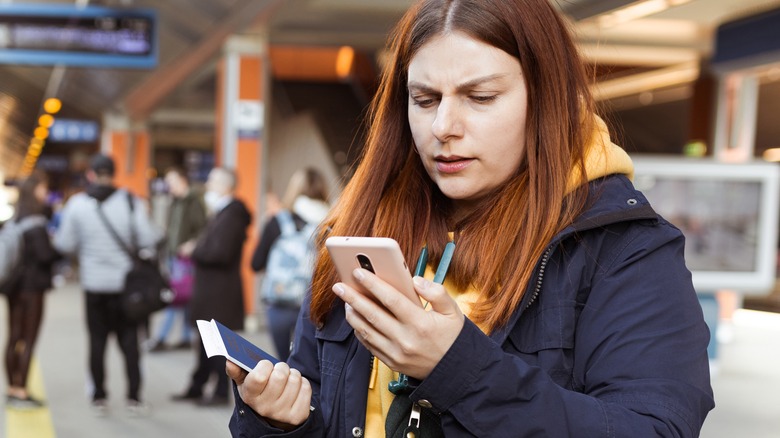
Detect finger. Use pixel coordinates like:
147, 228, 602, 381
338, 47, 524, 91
225, 360, 247, 385
242, 359, 275, 395
278, 367, 304, 409
263, 362, 292, 400
349, 268, 423, 323
413, 276, 461, 316
344, 302, 380, 348
289, 376, 314, 425
334, 280, 393, 333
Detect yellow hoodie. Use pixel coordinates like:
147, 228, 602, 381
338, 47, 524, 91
364, 116, 634, 436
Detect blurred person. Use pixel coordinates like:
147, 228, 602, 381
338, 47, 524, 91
53, 154, 162, 416
225, 0, 714, 436
3, 171, 60, 409
251, 167, 331, 361
147, 167, 207, 352
173, 167, 251, 406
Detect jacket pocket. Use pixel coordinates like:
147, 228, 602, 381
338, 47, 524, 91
506, 300, 578, 390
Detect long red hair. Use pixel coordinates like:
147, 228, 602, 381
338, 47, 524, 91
310, 0, 595, 333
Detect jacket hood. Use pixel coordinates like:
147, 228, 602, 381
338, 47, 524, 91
86, 184, 117, 202
567, 116, 634, 193
292, 196, 330, 224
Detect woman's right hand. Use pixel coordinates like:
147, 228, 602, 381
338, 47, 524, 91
226, 360, 312, 430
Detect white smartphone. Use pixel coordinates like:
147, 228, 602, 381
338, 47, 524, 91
325, 236, 422, 307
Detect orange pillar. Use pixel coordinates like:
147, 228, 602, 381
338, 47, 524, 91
101, 113, 150, 198
215, 36, 267, 317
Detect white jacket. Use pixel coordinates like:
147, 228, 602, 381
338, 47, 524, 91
54, 188, 162, 293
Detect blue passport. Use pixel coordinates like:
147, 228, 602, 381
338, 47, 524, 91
197, 319, 279, 372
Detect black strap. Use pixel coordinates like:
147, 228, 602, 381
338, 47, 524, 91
124, 191, 139, 254
95, 191, 139, 262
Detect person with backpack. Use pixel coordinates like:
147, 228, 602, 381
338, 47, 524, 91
53, 154, 162, 416
2, 171, 60, 410
250, 167, 331, 361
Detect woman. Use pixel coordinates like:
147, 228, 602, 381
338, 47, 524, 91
227, 0, 715, 436
251, 167, 331, 361
147, 166, 207, 352
3, 171, 59, 409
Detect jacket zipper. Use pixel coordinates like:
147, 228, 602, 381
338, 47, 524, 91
525, 245, 553, 309
521, 200, 658, 309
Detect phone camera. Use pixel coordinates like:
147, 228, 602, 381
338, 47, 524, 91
356, 254, 375, 273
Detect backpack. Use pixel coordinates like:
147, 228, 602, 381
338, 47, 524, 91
0, 215, 48, 294
260, 210, 316, 308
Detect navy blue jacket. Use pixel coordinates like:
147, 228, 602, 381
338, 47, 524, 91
230, 175, 715, 437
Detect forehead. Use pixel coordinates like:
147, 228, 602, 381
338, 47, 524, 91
407, 31, 520, 84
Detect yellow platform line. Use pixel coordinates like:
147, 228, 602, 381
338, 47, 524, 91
5, 357, 55, 438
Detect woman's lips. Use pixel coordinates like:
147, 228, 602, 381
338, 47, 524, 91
435, 156, 474, 174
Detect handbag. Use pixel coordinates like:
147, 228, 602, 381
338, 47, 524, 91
96, 192, 173, 322
169, 255, 194, 306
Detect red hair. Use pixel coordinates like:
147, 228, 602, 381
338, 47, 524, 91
310, 0, 594, 333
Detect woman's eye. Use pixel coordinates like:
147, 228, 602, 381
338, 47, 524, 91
471, 95, 497, 104
410, 94, 438, 108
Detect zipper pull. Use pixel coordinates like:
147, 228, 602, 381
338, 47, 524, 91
402, 402, 421, 437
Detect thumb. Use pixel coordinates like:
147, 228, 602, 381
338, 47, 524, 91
225, 360, 247, 385
413, 276, 459, 315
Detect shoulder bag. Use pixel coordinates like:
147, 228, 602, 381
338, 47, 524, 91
96, 192, 173, 322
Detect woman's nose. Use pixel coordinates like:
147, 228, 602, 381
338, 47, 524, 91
431, 98, 463, 142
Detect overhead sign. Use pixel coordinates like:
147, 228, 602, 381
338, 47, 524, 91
49, 119, 100, 143
0, 4, 157, 68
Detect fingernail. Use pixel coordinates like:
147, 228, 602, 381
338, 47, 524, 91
353, 268, 365, 281
413, 276, 430, 289
333, 283, 345, 297
345, 303, 353, 313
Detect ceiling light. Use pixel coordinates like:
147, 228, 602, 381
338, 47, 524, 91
592, 61, 699, 101
34, 127, 49, 140
43, 98, 62, 114
38, 114, 54, 128
762, 148, 780, 162
336, 46, 355, 79
598, 0, 694, 27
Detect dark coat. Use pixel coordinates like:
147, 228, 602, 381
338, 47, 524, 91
229, 175, 715, 437
188, 199, 252, 331
11, 221, 60, 294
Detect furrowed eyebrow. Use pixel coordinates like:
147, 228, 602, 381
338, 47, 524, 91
407, 73, 508, 94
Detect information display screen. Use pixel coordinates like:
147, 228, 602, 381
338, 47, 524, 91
0, 4, 157, 68
633, 156, 780, 295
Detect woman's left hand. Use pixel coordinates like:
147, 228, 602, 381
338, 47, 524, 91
333, 269, 465, 380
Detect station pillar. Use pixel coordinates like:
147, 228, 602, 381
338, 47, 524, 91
712, 72, 759, 162
101, 112, 152, 199
216, 34, 269, 317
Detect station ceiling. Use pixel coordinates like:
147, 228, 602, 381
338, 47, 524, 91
2, 0, 780, 180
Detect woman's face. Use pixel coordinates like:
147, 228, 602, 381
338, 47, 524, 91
165, 172, 187, 197
407, 31, 528, 214
34, 182, 48, 203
